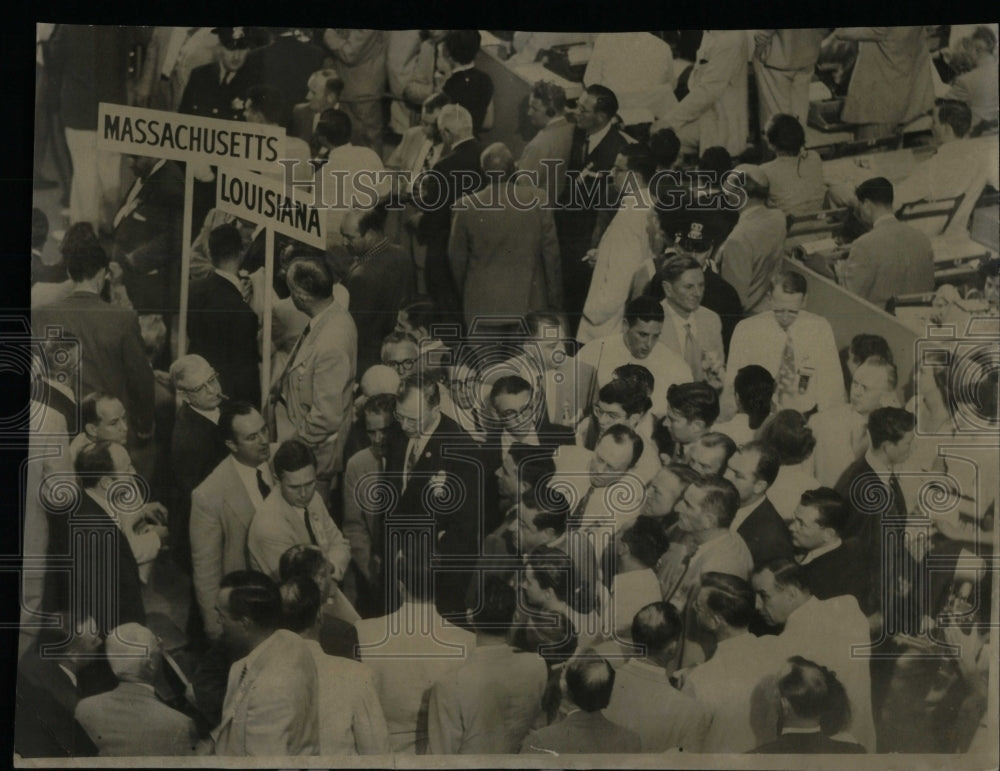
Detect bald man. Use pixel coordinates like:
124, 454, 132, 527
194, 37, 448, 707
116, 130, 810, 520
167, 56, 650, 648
449, 141, 561, 334
75, 623, 198, 756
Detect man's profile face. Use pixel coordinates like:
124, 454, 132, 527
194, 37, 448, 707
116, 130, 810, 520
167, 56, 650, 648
850, 363, 892, 415
663, 406, 702, 446
663, 269, 704, 314
365, 411, 393, 460
723, 449, 761, 504
752, 568, 795, 627
789, 503, 828, 552
574, 93, 602, 133
181, 361, 224, 411
396, 389, 438, 439
688, 441, 727, 477
622, 319, 662, 360
527, 96, 550, 129
227, 410, 270, 467
675, 484, 713, 534
884, 430, 915, 466
589, 435, 633, 487
511, 504, 552, 555
92, 398, 129, 445
493, 389, 536, 437
642, 469, 685, 518
278, 464, 317, 508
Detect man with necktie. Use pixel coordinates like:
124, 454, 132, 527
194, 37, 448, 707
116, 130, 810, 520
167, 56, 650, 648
247, 439, 351, 585
656, 255, 725, 387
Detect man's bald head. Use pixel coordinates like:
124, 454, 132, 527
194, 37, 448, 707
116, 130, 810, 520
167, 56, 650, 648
481, 142, 514, 176
106, 623, 161, 683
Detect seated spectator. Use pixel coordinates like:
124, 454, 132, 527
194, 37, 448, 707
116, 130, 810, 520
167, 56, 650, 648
247, 439, 351, 584
717, 165, 787, 315
428, 577, 547, 754
604, 602, 712, 751
837, 177, 934, 309
751, 656, 866, 754
758, 113, 826, 215
278, 575, 389, 755
609, 517, 668, 639
519, 654, 640, 754
724, 441, 795, 568
790, 488, 872, 612
75, 623, 198, 756
760, 409, 822, 522
714, 365, 775, 446
439, 30, 494, 134
576, 296, 693, 418
944, 26, 999, 130
687, 431, 737, 478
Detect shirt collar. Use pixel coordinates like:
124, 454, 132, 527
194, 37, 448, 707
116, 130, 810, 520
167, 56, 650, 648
449, 61, 475, 74
873, 213, 896, 229
586, 122, 612, 152
781, 726, 823, 734
44, 376, 76, 404
797, 537, 842, 566
189, 404, 221, 424
663, 297, 696, 332
58, 664, 78, 688
864, 447, 892, 477
215, 269, 243, 294
730, 499, 762, 533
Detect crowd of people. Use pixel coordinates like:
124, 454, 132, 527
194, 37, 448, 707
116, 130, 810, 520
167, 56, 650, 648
20, 24, 999, 760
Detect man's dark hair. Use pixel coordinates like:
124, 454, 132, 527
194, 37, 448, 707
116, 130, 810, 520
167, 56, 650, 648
471, 575, 517, 632
631, 601, 682, 654
246, 83, 289, 126
219, 400, 258, 444
664, 461, 703, 486
357, 201, 390, 235
32, 207, 49, 250
765, 113, 806, 155
779, 656, 852, 736
855, 177, 894, 207
399, 296, 445, 336
597, 378, 649, 418
272, 439, 317, 479
363, 392, 397, 419
755, 557, 810, 592
75, 440, 117, 489
564, 654, 616, 712
868, 406, 915, 449
623, 295, 665, 326
612, 364, 655, 399
799, 487, 851, 537
525, 309, 568, 338
278, 574, 322, 633
521, 484, 569, 537
63, 223, 110, 282
657, 254, 702, 285
490, 375, 533, 403
935, 98, 973, 139
442, 29, 481, 64
850, 334, 894, 365
620, 515, 668, 568
287, 257, 334, 299
598, 423, 644, 469
734, 365, 776, 430
316, 108, 353, 146
666, 381, 720, 426
531, 79, 566, 116
759, 409, 816, 466
698, 146, 732, 180
278, 544, 327, 584
208, 223, 243, 264
978, 256, 1000, 285
219, 570, 283, 630
774, 270, 808, 296
858, 355, 898, 390
585, 84, 619, 120
649, 128, 681, 169
508, 444, 558, 491
620, 144, 656, 185
692, 477, 741, 528
398, 373, 441, 408
741, 440, 781, 487
692, 432, 738, 474
80, 392, 115, 433
700, 572, 756, 629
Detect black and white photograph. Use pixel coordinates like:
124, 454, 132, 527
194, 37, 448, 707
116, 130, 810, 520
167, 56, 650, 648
9, 20, 1000, 768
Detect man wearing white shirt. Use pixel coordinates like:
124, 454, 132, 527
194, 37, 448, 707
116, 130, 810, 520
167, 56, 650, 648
578, 297, 693, 418
609, 517, 668, 639
723, 271, 844, 422
658, 255, 725, 384
584, 32, 677, 126
248, 439, 351, 583
291, 68, 343, 151
517, 80, 575, 206
752, 560, 876, 752
191, 402, 276, 641
809, 357, 898, 487
578, 148, 658, 343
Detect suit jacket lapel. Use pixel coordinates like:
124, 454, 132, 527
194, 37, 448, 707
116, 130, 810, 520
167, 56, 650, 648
222, 459, 256, 528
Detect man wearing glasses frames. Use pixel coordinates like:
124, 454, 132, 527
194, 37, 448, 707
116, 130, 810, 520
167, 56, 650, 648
380, 331, 420, 377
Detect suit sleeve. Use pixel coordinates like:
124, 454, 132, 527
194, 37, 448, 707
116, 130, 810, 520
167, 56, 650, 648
447, 207, 471, 293
122, 312, 155, 436
540, 206, 563, 310
243, 657, 317, 755
427, 678, 463, 755
835, 27, 889, 42
341, 457, 374, 579
328, 29, 379, 66
319, 502, 352, 581
842, 241, 877, 302
352, 666, 390, 754
666, 36, 745, 126
718, 235, 755, 309
190, 487, 224, 638
581, 217, 640, 329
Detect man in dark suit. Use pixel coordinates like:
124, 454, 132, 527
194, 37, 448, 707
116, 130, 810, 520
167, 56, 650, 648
290, 68, 343, 154
724, 441, 795, 568
32, 230, 155, 448
790, 487, 872, 613
834, 407, 918, 634
341, 203, 416, 376
242, 28, 325, 120
187, 223, 261, 405
383, 375, 488, 620
111, 154, 184, 316
62, 442, 148, 635
750, 656, 866, 754
34, 334, 81, 436
168, 355, 229, 578
440, 30, 494, 135
557, 84, 633, 321
178, 26, 256, 121
14, 615, 103, 758
413, 103, 484, 315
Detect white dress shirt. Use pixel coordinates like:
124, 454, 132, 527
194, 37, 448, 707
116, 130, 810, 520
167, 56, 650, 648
230, 456, 274, 515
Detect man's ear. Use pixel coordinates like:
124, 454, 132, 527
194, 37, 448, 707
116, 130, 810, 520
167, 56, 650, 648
84, 422, 99, 441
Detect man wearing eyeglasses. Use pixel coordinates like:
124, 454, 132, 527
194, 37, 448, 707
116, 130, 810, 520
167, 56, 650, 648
722, 271, 844, 422
380, 331, 420, 377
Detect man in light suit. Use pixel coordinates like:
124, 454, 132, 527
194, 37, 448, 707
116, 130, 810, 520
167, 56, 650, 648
657, 254, 724, 385
268, 257, 357, 502
752, 29, 827, 127
653, 30, 749, 157
945, 27, 999, 129
191, 401, 274, 642
76, 623, 198, 756
210, 570, 319, 756
449, 142, 562, 332
517, 80, 575, 206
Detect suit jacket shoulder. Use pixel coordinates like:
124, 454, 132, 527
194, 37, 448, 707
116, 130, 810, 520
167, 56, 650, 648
737, 498, 794, 567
